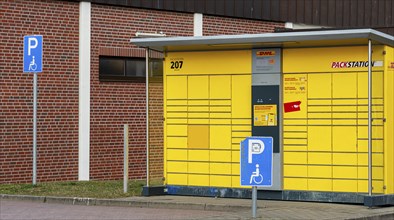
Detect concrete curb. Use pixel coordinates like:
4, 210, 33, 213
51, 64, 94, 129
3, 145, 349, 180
0, 194, 248, 212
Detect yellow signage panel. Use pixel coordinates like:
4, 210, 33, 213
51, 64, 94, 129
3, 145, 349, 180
283, 46, 385, 73
165, 50, 251, 75
253, 104, 277, 126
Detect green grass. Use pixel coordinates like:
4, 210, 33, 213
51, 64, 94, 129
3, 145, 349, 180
0, 180, 146, 199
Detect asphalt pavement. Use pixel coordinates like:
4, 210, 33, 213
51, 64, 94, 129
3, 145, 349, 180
1, 194, 394, 219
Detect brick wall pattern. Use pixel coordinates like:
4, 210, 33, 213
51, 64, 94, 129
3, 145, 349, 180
1, 0, 284, 183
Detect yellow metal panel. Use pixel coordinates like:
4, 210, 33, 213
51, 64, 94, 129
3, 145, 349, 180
283, 138, 307, 145
332, 126, 357, 152
167, 125, 187, 136
308, 126, 331, 151
283, 165, 307, 177
210, 106, 231, 112
308, 113, 332, 118
210, 100, 231, 105
188, 150, 209, 161
188, 162, 209, 174
358, 167, 368, 179
332, 113, 357, 118
283, 145, 307, 152
308, 100, 332, 105
372, 181, 384, 193
232, 163, 240, 175
165, 50, 251, 75
358, 180, 368, 193
210, 163, 232, 175
166, 118, 188, 124
232, 151, 240, 163
283, 132, 307, 138
188, 106, 209, 112
358, 153, 384, 166
167, 106, 188, 112
167, 149, 188, 161
232, 176, 243, 188
372, 72, 384, 98
308, 73, 331, 98
333, 180, 358, 192
308, 153, 332, 165
232, 125, 251, 131
209, 119, 231, 125
333, 72, 357, 98
384, 46, 394, 194
167, 100, 187, 106
167, 162, 188, 173
284, 152, 307, 164
210, 112, 231, 118
284, 119, 307, 125
284, 126, 307, 132
188, 119, 210, 124
333, 166, 357, 179
232, 119, 251, 125
167, 137, 187, 149
167, 112, 188, 118
232, 137, 245, 145
308, 179, 332, 191
308, 166, 332, 178
332, 119, 357, 125
333, 153, 357, 165
210, 175, 232, 187
357, 140, 384, 153
284, 178, 308, 190
188, 125, 209, 149
210, 150, 231, 162
210, 75, 231, 99
188, 174, 209, 186
167, 173, 188, 185
232, 131, 251, 138
188, 76, 209, 99
232, 75, 251, 118
308, 106, 332, 112
188, 100, 209, 105
167, 76, 187, 99
358, 167, 384, 181
188, 112, 209, 118
333, 99, 357, 105
210, 126, 231, 149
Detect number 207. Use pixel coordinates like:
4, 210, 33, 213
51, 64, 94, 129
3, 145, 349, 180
170, 61, 183, 69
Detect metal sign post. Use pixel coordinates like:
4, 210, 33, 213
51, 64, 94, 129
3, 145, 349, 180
24, 35, 43, 185
240, 137, 273, 218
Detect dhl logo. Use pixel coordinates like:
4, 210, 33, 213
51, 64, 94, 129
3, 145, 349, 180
256, 51, 276, 56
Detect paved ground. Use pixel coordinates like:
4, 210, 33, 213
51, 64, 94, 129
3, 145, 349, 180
1, 194, 394, 220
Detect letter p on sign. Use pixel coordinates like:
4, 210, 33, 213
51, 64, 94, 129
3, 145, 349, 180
248, 139, 265, 163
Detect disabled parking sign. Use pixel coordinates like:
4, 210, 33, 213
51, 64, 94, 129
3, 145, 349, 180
240, 137, 273, 186
23, 35, 43, 73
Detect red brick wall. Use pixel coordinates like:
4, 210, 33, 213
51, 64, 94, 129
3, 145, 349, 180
1, 0, 284, 184
203, 15, 283, 35
90, 5, 194, 181
0, 0, 79, 183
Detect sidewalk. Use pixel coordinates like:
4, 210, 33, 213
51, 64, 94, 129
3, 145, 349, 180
1, 194, 393, 219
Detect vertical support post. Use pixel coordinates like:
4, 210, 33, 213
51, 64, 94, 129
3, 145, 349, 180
368, 39, 373, 196
33, 72, 37, 185
124, 124, 129, 193
145, 48, 150, 187
252, 186, 257, 218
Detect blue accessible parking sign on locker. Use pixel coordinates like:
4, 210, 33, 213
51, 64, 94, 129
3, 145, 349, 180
240, 137, 273, 186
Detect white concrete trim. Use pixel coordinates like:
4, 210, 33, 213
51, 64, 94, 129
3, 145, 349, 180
193, 13, 203, 36
79, 1, 91, 181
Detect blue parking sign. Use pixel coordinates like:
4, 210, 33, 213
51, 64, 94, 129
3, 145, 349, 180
240, 137, 273, 186
23, 35, 43, 73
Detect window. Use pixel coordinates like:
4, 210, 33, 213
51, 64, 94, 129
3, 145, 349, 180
99, 56, 163, 82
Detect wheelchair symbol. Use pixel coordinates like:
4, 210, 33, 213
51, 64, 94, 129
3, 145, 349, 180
29, 56, 37, 71
250, 164, 263, 184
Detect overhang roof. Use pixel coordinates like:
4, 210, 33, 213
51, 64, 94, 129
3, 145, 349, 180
130, 29, 394, 52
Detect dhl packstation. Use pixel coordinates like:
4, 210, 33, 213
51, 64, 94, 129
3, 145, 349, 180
132, 29, 394, 206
